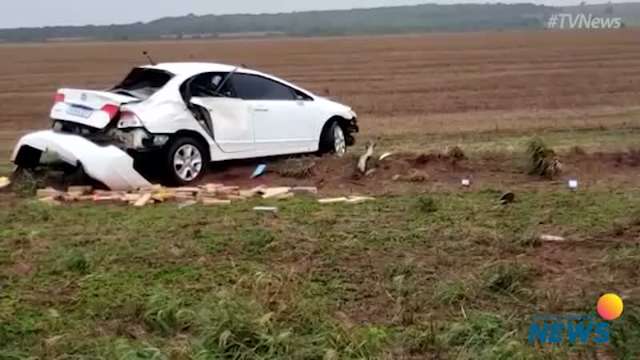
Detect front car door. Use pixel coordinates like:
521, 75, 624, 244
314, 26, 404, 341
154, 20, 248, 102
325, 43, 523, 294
229, 73, 316, 155
187, 72, 255, 153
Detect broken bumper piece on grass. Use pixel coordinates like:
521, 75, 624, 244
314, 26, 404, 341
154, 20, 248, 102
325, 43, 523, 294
11, 130, 151, 190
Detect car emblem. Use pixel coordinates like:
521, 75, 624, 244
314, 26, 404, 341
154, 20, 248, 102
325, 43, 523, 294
81, 93, 87, 101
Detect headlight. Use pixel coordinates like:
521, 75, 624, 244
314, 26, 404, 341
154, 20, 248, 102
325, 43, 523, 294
117, 111, 144, 129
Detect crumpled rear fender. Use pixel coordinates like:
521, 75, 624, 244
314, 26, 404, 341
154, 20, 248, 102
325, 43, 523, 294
11, 130, 151, 191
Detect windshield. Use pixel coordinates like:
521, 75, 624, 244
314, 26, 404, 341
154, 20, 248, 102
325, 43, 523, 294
111, 67, 174, 100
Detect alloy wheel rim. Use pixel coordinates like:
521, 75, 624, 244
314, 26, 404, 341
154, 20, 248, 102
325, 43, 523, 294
334, 126, 346, 157
173, 144, 203, 181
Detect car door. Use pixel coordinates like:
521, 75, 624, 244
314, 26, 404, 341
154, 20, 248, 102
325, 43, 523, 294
187, 72, 254, 153
229, 73, 316, 154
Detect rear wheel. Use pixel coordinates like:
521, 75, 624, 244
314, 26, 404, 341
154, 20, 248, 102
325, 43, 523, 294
164, 136, 208, 186
319, 121, 347, 157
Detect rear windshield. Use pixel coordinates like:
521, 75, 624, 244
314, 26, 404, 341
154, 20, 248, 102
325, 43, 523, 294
111, 68, 174, 100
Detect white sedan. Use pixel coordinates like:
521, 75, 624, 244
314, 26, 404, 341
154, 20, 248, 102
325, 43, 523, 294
11, 63, 359, 189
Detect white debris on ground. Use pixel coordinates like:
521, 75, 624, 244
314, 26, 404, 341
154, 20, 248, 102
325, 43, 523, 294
34, 183, 375, 207
0, 176, 10, 189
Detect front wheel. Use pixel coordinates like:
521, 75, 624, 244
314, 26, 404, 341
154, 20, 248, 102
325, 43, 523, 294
164, 136, 208, 186
319, 121, 347, 157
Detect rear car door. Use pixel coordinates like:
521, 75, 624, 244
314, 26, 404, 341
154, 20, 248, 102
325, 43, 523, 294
188, 72, 254, 153
230, 73, 316, 154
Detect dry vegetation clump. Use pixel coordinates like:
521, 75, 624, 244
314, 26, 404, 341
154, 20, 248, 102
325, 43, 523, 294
275, 158, 316, 179
411, 153, 444, 167
446, 146, 467, 161
526, 137, 562, 179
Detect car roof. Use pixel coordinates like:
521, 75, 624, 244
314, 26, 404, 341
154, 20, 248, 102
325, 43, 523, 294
142, 62, 252, 77
140, 62, 315, 99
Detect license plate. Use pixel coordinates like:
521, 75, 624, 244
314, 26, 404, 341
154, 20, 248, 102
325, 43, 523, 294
66, 106, 93, 118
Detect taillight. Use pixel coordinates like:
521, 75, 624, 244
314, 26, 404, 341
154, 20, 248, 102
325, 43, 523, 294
117, 111, 144, 129
54, 93, 65, 104
101, 104, 120, 120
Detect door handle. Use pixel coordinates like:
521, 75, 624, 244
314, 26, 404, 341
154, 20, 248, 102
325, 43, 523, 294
253, 107, 269, 112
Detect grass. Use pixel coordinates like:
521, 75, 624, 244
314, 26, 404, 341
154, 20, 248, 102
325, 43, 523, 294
374, 127, 640, 156
1, 189, 639, 358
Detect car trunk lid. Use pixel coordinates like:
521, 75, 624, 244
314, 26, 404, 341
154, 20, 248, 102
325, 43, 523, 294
50, 89, 139, 129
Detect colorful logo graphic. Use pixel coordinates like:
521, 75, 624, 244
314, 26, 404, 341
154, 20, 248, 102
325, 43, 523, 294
528, 293, 624, 345
597, 293, 624, 321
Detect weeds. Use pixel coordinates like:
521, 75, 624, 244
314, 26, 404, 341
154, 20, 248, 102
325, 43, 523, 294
526, 137, 562, 179
416, 195, 438, 213
143, 290, 195, 336
434, 280, 473, 305
62, 251, 91, 274
447, 145, 467, 161
482, 262, 533, 295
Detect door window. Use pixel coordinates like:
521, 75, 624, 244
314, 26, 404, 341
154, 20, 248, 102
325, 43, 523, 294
231, 74, 296, 100
181, 72, 236, 99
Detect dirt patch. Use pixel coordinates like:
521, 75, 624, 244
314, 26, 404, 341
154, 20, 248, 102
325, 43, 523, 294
190, 149, 640, 196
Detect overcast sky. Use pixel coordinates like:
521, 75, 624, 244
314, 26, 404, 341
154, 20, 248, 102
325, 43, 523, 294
0, 0, 624, 29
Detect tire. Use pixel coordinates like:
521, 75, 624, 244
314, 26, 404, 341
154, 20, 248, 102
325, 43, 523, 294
164, 136, 209, 186
319, 121, 347, 157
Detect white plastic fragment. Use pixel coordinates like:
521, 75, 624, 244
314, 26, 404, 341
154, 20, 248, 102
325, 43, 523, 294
540, 234, 566, 242
0, 176, 11, 189
568, 179, 578, 191
253, 206, 279, 213
358, 142, 375, 174
379, 152, 394, 161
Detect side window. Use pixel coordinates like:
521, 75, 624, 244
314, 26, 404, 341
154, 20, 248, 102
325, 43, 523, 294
181, 72, 236, 99
294, 89, 313, 101
231, 74, 296, 101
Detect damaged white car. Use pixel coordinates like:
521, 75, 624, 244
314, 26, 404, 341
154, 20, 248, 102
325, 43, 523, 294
11, 63, 359, 189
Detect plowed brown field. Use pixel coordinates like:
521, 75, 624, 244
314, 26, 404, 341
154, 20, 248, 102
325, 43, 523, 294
1, 29, 640, 137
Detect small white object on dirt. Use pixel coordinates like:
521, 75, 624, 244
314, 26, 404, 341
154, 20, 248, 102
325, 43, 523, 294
251, 164, 268, 179
379, 152, 394, 161
540, 234, 566, 242
254, 206, 279, 213
568, 179, 579, 190
358, 142, 376, 174
461, 179, 471, 187
319, 196, 375, 204
0, 177, 11, 189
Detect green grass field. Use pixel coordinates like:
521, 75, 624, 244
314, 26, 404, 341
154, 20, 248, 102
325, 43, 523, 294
1, 189, 639, 359
1, 122, 640, 358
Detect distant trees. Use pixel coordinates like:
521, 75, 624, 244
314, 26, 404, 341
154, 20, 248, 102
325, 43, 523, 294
0, 3, 577, 43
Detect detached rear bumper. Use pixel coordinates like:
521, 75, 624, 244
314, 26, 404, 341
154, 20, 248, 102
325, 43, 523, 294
12, 130, 151, 190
